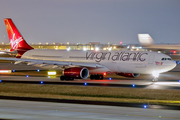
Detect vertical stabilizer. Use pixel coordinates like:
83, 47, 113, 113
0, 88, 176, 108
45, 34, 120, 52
4, 18, 33, 58
138, 34, 154, 46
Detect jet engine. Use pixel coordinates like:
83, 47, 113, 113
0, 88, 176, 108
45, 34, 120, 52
63, 67, 89, 79
116, 73, 140, 78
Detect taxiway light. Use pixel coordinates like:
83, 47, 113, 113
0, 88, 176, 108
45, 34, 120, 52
179, 80, 180, 82
109, 78, 112, 80
84, 83, 87, 86
12, 70, 15, 72
132, 84, 135, 87
0, 80, 2, 82
40, 81, 43, 84
37, 69, 40, 72
26, 75, 29, 78
143, 105, 147, 109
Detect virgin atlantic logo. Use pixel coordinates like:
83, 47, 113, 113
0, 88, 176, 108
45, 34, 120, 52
10, 33, 23, 49
155, 61, 163, 66
86, 51, 148, 62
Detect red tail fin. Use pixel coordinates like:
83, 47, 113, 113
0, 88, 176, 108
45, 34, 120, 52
4, 18, 33, 58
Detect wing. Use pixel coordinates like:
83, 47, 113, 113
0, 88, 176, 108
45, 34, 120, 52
0, 57, 104, 69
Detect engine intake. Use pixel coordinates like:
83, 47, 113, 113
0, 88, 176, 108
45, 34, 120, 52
116, 73, 140, 78
63, 67, 89, 79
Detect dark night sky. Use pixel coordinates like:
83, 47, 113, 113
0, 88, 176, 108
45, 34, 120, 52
0, 0, 180, 44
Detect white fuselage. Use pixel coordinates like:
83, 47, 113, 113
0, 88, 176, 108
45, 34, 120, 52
21, 49, 176, 74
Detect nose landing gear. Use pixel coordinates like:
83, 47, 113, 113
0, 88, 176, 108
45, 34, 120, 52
152, 72, 159, 82
152, 77, 158, 82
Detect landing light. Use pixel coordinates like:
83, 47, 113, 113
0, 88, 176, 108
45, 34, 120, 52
0, 70, 11, 73
48, 71, 56, 75
67, 47, 70, 51
152, 71, 159, 78
0, 52, 5, 54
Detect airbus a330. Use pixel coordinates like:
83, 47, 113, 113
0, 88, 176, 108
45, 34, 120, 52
0, 18, 176, 82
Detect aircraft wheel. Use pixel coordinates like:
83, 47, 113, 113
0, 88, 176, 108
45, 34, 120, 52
60, 76, 65, 81
69, 77, 74, 81
65, 76, 70, 81
99, 75, 104, 80
90, 75, 94, 80
95, 75, 100, 79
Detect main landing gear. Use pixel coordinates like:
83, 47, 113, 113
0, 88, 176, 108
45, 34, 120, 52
60, 74, 104, 81
60, 76, 74, 81
90, 74, 104, 80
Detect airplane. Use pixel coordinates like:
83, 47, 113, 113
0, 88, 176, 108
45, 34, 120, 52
0, 18, 176, 82
138, 34, 180, 55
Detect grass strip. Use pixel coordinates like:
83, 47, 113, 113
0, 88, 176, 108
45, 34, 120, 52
0, 83, 180, 106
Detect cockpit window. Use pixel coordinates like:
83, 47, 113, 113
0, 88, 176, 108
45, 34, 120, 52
161, 58, 172, 60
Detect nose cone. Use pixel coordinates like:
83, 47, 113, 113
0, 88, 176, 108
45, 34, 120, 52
163, 61, 177, 71
171, 61, 177, 70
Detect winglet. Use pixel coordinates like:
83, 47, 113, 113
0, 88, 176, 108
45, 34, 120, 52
4, 18, 34, 58
138, 34, 154, 46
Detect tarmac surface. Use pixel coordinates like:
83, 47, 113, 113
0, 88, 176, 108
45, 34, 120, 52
0, 62, 180, 119
0, 99, 180, 120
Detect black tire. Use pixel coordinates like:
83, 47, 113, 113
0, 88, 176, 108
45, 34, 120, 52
60, 76, 65, 81
95, 75, 100, 80
100, 75, 104, 80
70, 77, 74, 81
90, 75, 94, 80
65, 76, 70, 81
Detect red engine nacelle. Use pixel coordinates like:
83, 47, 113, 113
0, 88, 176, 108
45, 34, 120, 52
63, 67, 89, 79
116, 73, 140, 78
